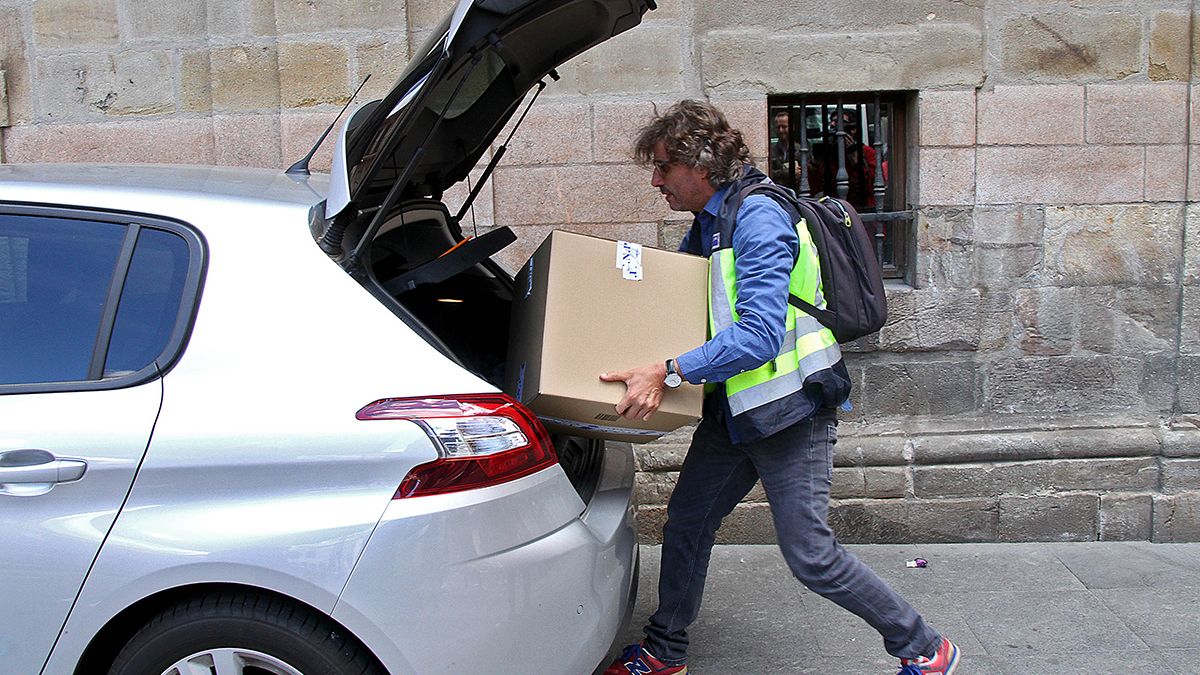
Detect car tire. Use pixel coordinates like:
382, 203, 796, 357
108, 590, 384, 675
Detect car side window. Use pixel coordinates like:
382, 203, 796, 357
105, 228, 191, 377
0, 215, 126, 385
0, 209, 201, 390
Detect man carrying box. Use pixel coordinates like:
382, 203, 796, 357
599, 100, 958, 675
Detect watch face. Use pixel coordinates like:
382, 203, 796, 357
664, 372, 682, 388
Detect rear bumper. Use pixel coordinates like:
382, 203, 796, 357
334, 441, 637, 675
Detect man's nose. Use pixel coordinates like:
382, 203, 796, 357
651, 171, 664, 188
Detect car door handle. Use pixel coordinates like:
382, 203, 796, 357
0, 449, 88, 484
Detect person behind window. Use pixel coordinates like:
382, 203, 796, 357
807, 108, 880, 210
768, 109, 800, 189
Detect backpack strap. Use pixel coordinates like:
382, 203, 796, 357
714, 180, 759, 248
718, 179, 831, 320
787, 293, 826, 321
717, 178, 798, 247
680, 217, 704, 255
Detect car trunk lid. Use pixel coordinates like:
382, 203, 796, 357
325, 0, 654, 225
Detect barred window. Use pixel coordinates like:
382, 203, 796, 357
767, 92, 911, 279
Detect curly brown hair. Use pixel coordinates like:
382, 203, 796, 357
633, 100, 753, 188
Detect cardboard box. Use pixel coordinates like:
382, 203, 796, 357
505, 230, 708, 443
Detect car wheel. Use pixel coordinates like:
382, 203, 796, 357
108, 591, 384, 675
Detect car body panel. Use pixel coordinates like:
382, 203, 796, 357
0, 383, 161, 675
333, 441, 635, 674
42, 403, 441, 675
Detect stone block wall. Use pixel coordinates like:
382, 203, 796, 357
1, 0, 1197, 541
0, 0, 421, 167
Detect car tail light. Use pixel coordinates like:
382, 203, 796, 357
356, 394, 558, 499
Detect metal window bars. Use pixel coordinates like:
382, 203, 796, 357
770, 93, 911, 277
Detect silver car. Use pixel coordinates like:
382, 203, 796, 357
0, 0, 652, 673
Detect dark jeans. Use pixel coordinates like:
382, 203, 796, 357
643, 408, 940, 664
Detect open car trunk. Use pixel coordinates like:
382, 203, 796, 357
366, 200, 513, 388
358, 200, 605, 504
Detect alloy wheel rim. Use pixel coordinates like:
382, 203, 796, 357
161, 647, 305, 675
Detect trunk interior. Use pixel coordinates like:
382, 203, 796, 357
358, 200, 603, 503
367, 204, 513, 390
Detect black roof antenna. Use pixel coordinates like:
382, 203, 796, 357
286, 75, 371, 176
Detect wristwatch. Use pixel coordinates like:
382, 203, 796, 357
664, 358, 683, 389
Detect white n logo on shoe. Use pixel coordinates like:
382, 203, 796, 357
624, 658, 653, 675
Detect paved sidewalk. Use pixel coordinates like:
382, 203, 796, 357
609, 542, 1200, 674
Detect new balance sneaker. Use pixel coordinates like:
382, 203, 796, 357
898, 636, 959, 675
602, 643, 687, 675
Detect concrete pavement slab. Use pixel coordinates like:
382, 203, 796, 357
607, 542, 1200, 674
990, 652, 1175, 674
1048, 541, 1200, 589
1093, 587, 1200, 648
847, 543, 1087, 596
959, 589, 1146, 656
1159, 648, 1200, 674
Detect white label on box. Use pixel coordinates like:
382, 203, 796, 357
615, 240, 643, 281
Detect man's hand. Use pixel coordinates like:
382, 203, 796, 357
600, 361, 669, 421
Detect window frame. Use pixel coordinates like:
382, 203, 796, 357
0, 203, 206, 395
767, 91, 913, 280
